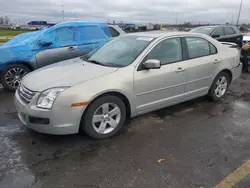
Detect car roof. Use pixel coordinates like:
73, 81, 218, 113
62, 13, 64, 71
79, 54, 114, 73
42, 21, 108, 34
51, 21, 107, 29
127, 31, 207, 39
194, 25, 236, 29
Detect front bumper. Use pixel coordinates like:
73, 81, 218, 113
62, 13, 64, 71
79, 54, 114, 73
15, 91, 86, 135
232, 62, 243, 81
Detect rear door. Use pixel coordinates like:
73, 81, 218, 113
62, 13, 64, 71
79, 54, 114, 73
36, 26, 80, 68
184, 37, 219, 99
211, 27, 225, 41
76, 25, 110, 56
223, 27, 242, 46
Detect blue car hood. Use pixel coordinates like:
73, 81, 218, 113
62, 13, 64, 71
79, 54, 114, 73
2, 30, 42, 47
0, 31, 41, 67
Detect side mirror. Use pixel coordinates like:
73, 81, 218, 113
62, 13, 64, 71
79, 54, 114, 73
212, 34, 220, 38
38, 40, 53, 48
143, 59, 161, 69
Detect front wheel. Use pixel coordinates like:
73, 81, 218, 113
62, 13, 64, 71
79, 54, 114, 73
208, 72, 230, 102
81, 95, 126, 140
1, 64, 30, 92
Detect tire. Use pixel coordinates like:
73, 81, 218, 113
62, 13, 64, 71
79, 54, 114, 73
1, 64, 30, 92
208, 72, 230, 102
81, 95, 126, 140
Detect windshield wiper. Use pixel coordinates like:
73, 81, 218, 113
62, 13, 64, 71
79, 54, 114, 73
80, 56, 88, 61
87, 60, 105, 66
105, 63, 124, 67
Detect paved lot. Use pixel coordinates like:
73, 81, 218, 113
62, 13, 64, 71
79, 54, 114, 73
1, 74, 250, 188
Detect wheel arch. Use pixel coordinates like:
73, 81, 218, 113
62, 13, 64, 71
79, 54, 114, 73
218, 69, 233, 83
81, 91, 132, 122
1, 62, 34, 72
208, 69, 233, 92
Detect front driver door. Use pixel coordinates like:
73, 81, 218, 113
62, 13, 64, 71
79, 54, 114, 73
134, 37, 188, 114
36, 27, 80, 68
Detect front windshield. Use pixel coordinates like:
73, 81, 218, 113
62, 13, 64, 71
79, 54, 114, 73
86, 35, 154, 67
190, 27, 215, 35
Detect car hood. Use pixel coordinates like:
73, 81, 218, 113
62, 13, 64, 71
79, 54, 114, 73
2, 30, 42, 47
22, 58, 118, 92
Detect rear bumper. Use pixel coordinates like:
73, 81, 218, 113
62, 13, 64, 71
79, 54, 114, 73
232, 62, 242, 81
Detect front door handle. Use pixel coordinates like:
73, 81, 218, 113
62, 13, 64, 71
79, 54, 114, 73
68, 46, 77, 52
213, 59, 220, 64
175, 67, 186, 73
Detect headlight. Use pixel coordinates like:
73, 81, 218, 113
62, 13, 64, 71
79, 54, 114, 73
37, 87, 68, 109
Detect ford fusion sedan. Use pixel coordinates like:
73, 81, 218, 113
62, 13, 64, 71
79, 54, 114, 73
15, 32, 242, 140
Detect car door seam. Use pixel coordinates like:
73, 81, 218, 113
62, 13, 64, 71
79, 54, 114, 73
137, 82, 186, 96
187, 75, 212, 84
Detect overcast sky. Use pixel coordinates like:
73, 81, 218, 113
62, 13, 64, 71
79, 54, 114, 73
0, 0, 249, 24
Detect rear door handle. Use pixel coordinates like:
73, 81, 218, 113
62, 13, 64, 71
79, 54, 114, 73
68, 46, 77, 52
175, 67, 186, 73
213, 59, 220, 64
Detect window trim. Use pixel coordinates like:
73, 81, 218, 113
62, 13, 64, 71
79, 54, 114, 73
137, 37, 185, 71
184, 36, 218, 60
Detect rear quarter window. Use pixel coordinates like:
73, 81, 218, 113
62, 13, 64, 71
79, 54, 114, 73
109, 27, 120, 37
209, 43, 217, 54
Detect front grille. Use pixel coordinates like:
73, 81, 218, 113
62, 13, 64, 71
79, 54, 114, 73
18, 84, 36, 104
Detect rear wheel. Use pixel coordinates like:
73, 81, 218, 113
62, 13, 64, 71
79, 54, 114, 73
1, 64, 30, 92
81, 95, 126, 140
208, 72, 230, 102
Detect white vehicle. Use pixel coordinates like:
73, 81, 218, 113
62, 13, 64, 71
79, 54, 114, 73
243, 32, 250, 44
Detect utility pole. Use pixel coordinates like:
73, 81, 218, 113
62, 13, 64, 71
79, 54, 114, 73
236, 0, 243, 26
62, 5, 65, 22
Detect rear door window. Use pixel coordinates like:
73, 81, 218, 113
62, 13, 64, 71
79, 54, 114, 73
77, 26, 106, 42
53, 27, 77, 46
186, 37, 210, 59
224, 27, 236, 35
212, 27, 224, 37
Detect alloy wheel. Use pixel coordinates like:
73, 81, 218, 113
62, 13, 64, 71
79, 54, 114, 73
215, 76, 228, 98
4, 68, 27, 89
92, 103, 121, 134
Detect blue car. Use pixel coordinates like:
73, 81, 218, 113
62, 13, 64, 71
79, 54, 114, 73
0, 21, 124, 91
